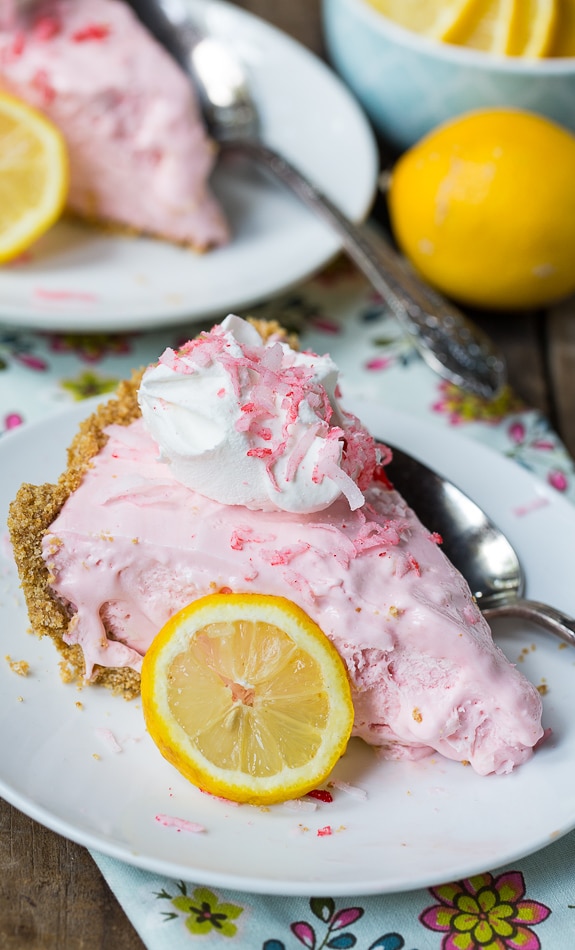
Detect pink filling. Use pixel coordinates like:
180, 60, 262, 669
0, 0, 228, 248
42, 419, 544, 776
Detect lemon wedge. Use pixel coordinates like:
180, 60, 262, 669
0, 92, 68, 262
141, 593, 354, 805
365, 0, 464, 35
441, 0, 558, 57
550, 0, 575, 55
367, 0, 558, 57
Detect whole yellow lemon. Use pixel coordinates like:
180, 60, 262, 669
387, 108, 575, 310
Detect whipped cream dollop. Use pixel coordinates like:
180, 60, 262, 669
138, 315, 377, 513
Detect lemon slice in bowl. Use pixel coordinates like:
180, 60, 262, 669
0, 92, 68, 262
368, 0, 558, 57
141, 593, 354, 805
438, 0, 558, 57
507, 0, 558, 56
366, 0, 472, 35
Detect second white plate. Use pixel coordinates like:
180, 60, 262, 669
1, 399, 575, 896
0, 0, 378, 333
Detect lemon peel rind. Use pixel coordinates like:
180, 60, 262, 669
141, 593, 355, 805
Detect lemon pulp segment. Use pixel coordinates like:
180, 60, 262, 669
141, 593, 354, 804
168, 620, 330, 774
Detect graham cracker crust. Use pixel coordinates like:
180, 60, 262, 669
7, 319, 294, 699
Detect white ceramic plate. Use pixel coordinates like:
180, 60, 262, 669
1, 399, 575, 896
0, 0, 377, 333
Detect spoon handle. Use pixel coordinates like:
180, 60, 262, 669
221, 139, 506, 401
483, 599, 575, 648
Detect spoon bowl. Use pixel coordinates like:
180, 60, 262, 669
383, 443, 575, 647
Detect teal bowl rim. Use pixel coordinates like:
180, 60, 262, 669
325, 0, 575, 76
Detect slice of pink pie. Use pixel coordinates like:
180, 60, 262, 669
8, 316, 544, 777
0, 0, 228, 249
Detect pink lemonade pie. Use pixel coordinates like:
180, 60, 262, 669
8, 316, 544, 777
0, 0, 228, 249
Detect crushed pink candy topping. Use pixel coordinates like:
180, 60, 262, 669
306, 789, 333, 803
32, 15, 61, 41
158, 322, 378, 508
154, 814, 206, 833
72, 22, 111, 42
317, 825, 333, 837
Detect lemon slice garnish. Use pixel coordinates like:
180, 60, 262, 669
141, 593, 354, 805
0, 92, 68, 262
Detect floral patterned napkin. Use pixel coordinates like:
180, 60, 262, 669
2, 255, 573, 500
2, 254, 574, 949
91, 833, 573, 949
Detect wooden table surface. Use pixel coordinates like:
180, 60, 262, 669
2, 2, 574, 947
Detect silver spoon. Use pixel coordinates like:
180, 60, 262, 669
384, 442, 575, 647
128, 0, 506, 401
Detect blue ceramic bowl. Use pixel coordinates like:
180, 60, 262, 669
322, 0, 575, 150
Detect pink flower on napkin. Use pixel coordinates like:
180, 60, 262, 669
4, 412, 23, 431
420, 870, 550, 949
365, 355, 392, 371
548, 469, 568, 492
